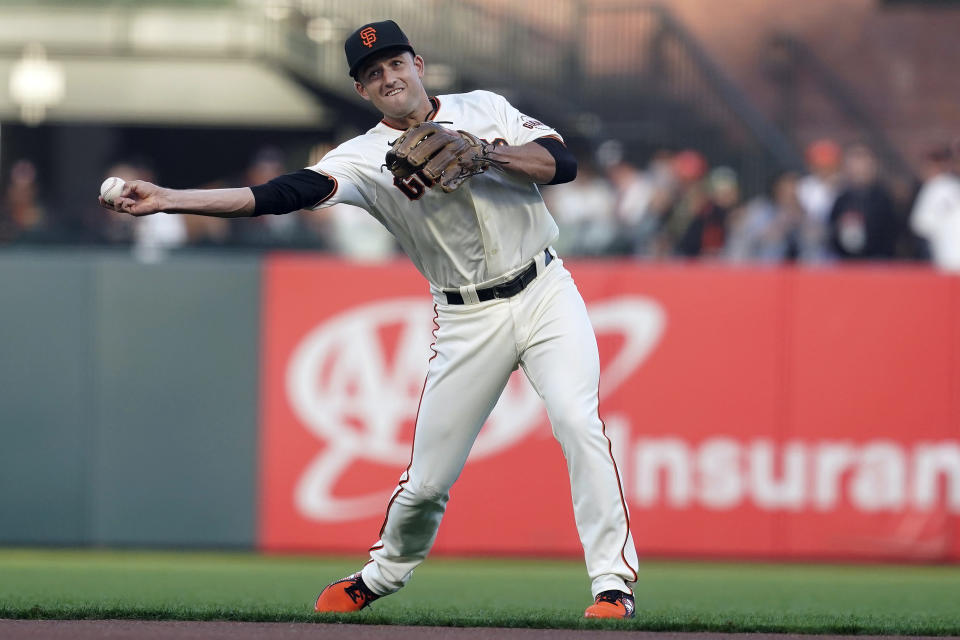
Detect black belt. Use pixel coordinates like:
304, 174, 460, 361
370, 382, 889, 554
445, 249, 553, 305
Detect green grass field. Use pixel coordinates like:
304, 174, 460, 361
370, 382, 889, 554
1, 549, 959, 634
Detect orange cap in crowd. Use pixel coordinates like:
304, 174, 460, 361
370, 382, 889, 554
805, 139, 842, 170
672, 150, 707, 181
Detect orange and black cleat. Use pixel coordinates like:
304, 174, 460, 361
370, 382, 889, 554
314, 572, 380, 613
584, 589, 636, 618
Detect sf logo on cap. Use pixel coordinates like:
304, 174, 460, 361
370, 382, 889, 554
360, 27, 377, 48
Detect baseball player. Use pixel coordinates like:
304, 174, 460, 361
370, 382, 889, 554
100, 20, 639, 619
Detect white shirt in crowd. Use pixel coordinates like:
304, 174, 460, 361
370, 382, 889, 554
325, 202, 397, 262
133, 212, 187, 263
910, 173, 960, 272
796, 173, 837, 224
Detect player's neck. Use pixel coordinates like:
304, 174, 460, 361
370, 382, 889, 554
382, 93, 434, 130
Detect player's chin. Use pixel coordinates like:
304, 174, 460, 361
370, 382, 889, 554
379, 92, 411, 113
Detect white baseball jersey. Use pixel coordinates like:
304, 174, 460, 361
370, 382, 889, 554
308, 90, 561, 289
305, 90, 639, 600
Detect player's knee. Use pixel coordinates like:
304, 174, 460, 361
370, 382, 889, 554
405, 480, 449, 505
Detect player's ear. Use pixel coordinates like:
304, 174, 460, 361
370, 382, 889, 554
354, 80, 371, 101
413, 54, 424, 78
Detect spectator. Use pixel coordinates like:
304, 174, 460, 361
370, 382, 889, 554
676, 166, 739, 259
311, 202, 398, 262
604, 159, 653, 255
543, 158, 618, 256
796, 138, 842, 261
726, 172, 809, 262
664, 150, 711, 257
827, 144, 899, 260
617, 150, 680, 258
0, 159, 50, 243
910, 145, 960, 272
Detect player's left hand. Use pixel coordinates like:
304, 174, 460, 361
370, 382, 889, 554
385, 122, 506, 193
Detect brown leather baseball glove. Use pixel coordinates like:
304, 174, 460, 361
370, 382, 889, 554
384, 121, 505, 193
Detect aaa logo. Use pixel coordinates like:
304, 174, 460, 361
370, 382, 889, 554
286, 296, 666, 521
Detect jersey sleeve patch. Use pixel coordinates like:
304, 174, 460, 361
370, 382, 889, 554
521, 116, 553, 131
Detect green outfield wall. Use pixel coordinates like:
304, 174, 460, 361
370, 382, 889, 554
0, 250, 261, 548
3, 250, 959, 562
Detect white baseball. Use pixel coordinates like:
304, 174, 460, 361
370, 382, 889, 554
100, 176, 125, 204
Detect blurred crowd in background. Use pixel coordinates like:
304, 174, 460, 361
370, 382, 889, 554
545, 138, 960, 271
1, 137, 959, 271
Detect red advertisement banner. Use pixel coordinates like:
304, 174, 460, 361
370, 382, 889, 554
259, 258, 960, 560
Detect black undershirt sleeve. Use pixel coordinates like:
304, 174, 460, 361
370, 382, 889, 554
250, 168, 337, 216
533, 137, 578, 185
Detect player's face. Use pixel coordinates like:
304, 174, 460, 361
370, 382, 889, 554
354, 52, 428, 120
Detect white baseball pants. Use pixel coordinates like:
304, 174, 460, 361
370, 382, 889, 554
360, 256, 639, 598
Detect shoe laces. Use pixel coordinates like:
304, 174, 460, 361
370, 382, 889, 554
343, 577, 378, 605
595, 590, 627, 605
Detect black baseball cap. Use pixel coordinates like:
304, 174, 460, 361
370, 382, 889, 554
345, 20, 415, 79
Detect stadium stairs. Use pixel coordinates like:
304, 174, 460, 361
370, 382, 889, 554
0, 1, 804, 195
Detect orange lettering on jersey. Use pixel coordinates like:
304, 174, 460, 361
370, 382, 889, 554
360, 27, 377, 48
